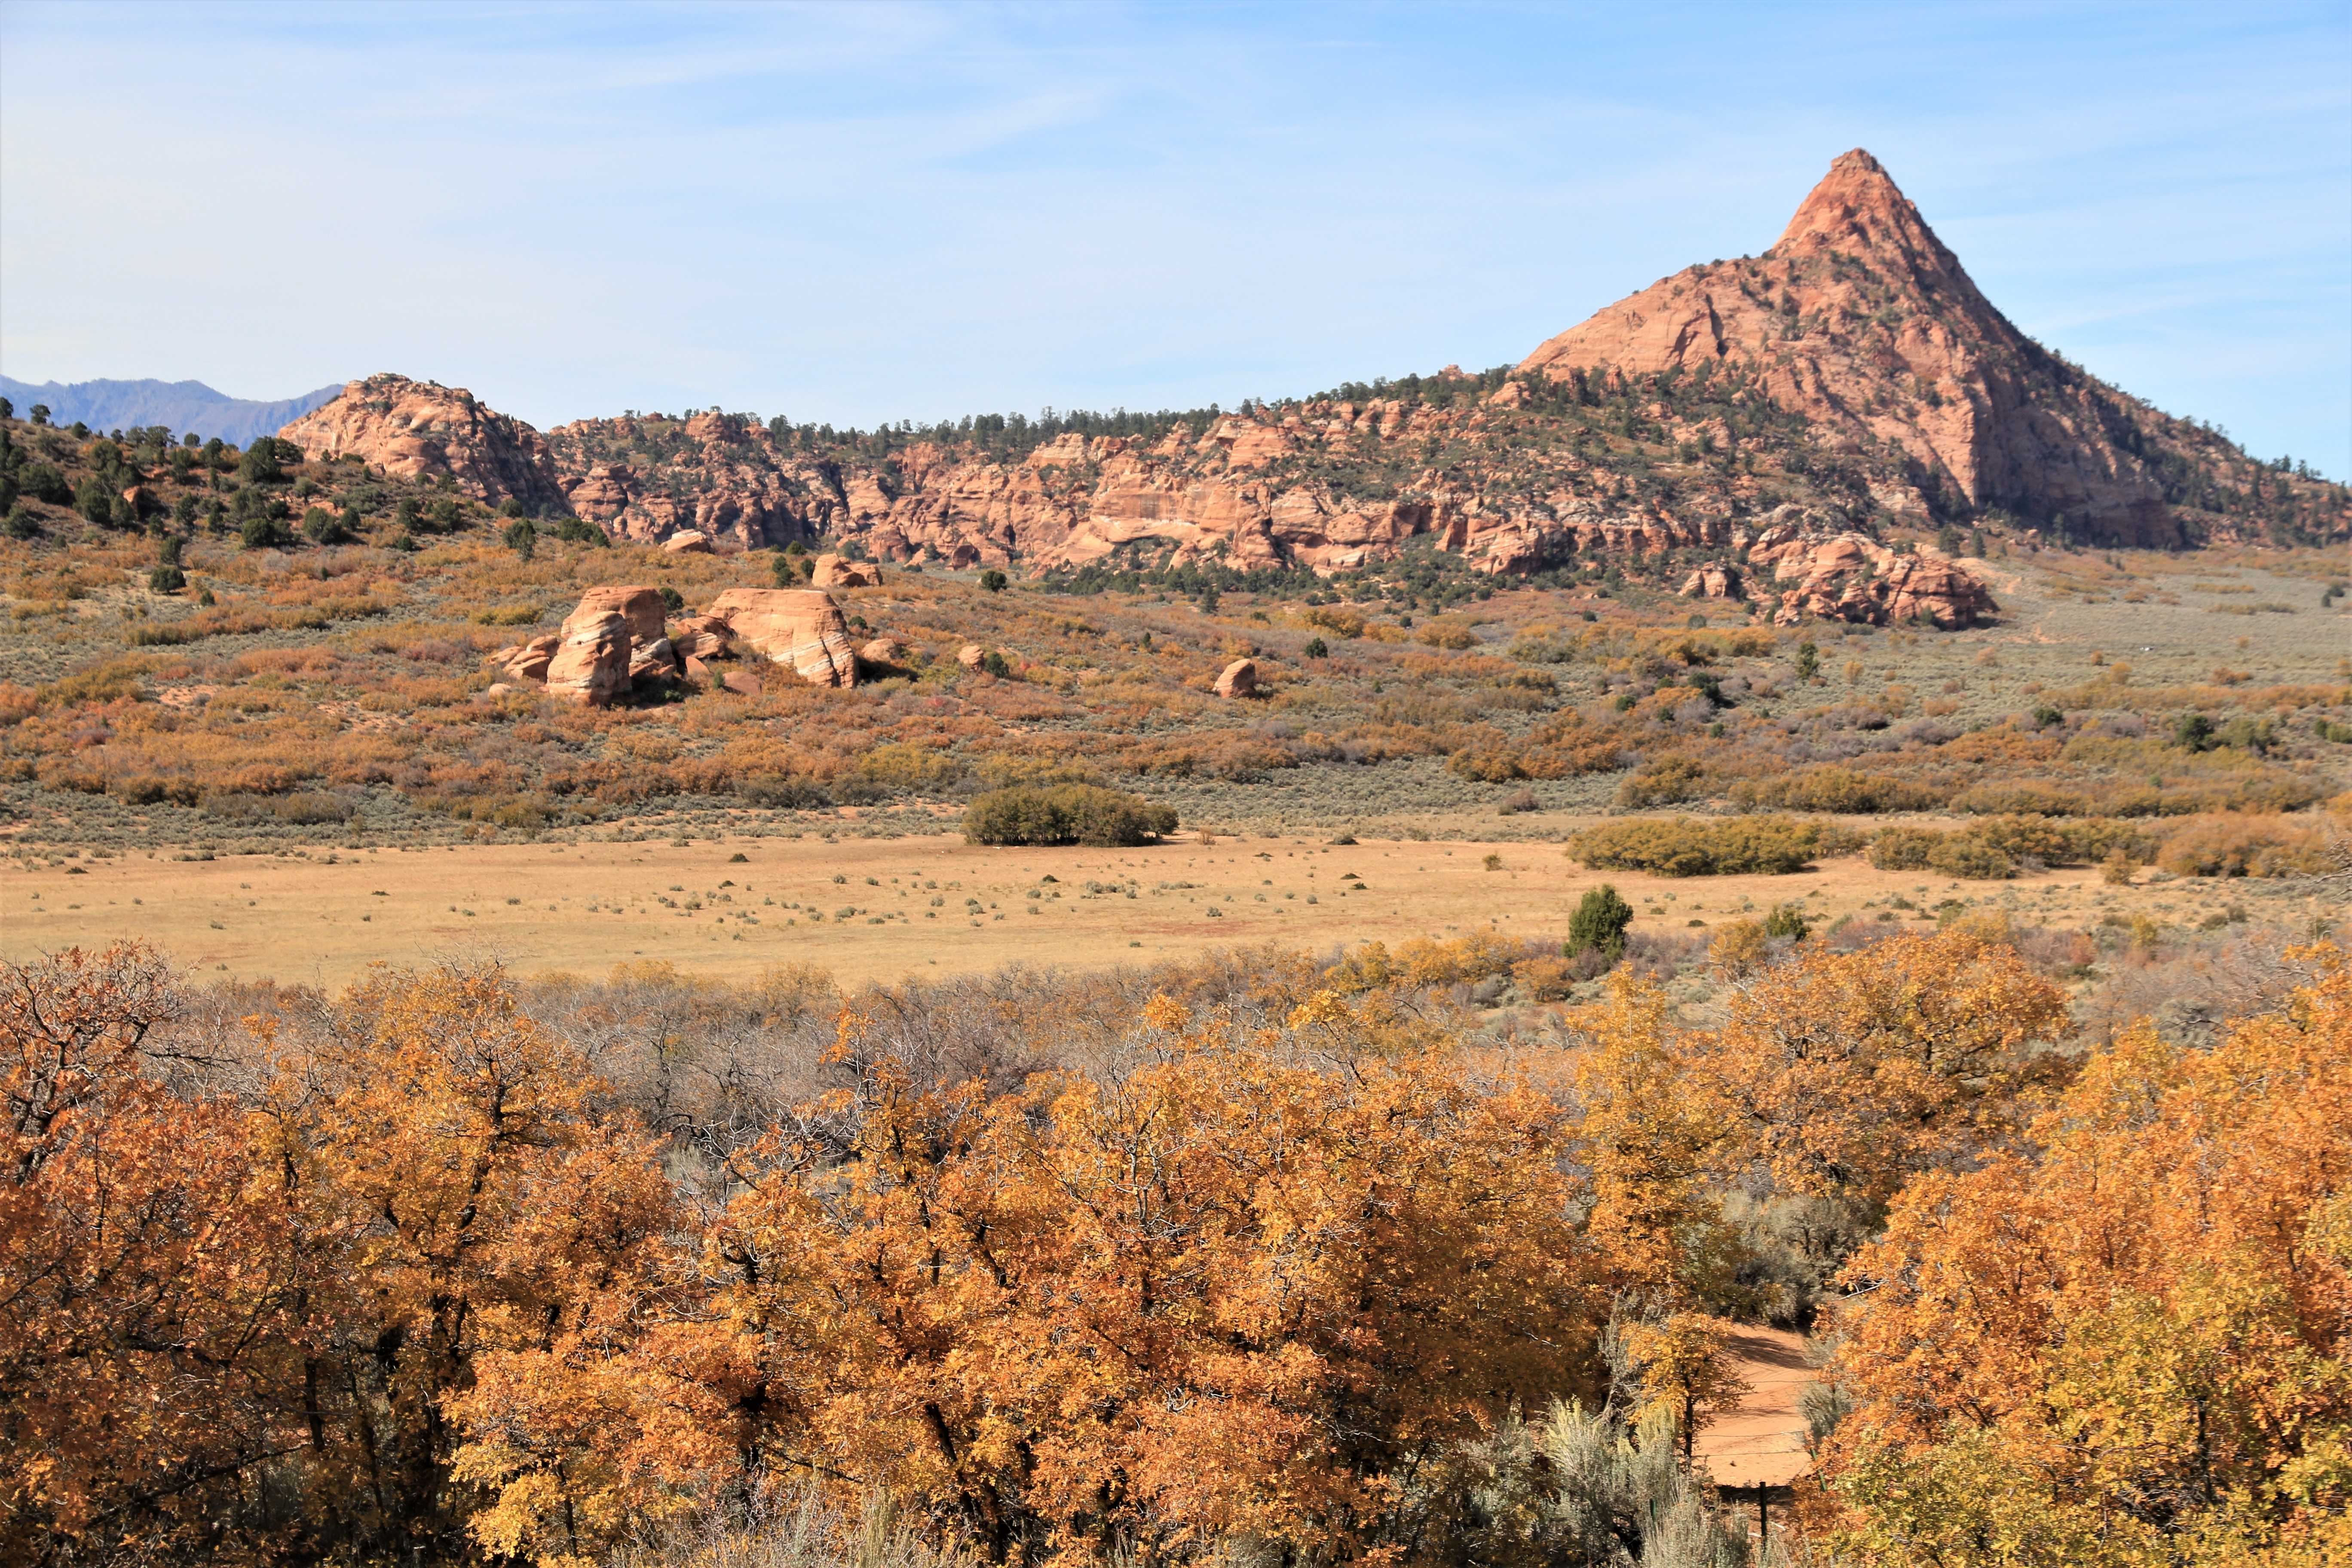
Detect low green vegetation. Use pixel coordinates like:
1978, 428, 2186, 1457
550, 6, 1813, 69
962, 783, 1179, 847
1567, 815, 1839, 876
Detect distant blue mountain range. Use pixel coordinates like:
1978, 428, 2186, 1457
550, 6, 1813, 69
0, 375, 344, 446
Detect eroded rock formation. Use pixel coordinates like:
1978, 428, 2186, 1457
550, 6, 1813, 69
279, 374, 566, 512
489, 584, 861, 703
543, 610, 629, 706
1743, 524, 1998, 629
306, 152, 2349, 607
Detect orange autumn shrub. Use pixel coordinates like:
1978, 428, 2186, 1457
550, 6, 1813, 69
450, 991, 1603, 1563
1688, 927, 2072, 1207
1817, 946, 2352, 1566
2155, 812, 2344, 878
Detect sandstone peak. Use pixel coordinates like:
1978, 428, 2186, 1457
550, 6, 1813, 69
1514, 151, 2189, 542
1771, 148, 1972, 294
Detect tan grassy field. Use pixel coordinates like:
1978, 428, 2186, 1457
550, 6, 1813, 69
0, 826, 2234, 989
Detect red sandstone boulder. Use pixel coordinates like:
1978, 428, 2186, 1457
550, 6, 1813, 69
570, 585, 666, 644
705, 589, 860, 688
1215, 658, 1260, 698
662, 529, 714, 555
502, 634, 562, 683
629, 635, 681, 686
811, 553, 880, 588
668, 613, 733, 660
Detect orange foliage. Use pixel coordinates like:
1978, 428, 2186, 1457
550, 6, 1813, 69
6, 927, 2343, 1564
0, 945, 311, 1560
1689, 928, 2071, 1207
1818, 947, 2352, 1565
453, 991, 1601, 1562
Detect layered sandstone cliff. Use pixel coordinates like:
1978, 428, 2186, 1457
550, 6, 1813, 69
291, 153, 2348, 597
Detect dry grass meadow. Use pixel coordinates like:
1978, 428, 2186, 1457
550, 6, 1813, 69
15, 822, 2331, 991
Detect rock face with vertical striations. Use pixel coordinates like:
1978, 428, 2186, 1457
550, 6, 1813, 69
704, 589, 861, 689
278, 374, 567, 512
543, 610, 631, 707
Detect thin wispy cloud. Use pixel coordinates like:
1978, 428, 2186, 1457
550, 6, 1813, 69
3, 1, 2344, 471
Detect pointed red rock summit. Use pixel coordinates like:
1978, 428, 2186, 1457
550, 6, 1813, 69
1519, 149, 2179, 543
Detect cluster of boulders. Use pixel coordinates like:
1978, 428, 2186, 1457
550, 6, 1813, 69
485, 583, 861, 706
1675, 526, 1997, 629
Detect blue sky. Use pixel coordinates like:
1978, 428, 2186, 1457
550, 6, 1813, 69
3, 2, 2346, 473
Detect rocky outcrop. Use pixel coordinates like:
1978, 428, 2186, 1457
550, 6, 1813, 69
628, 636, 681, 686
489, 634, 562, 683
668, 614, 733, 660
545, 411, 829, 549
704, 589, 860, 688
1679, 564, 1743, 600
1743, 524, 1997, 628
279, 374, 566, 512
544, 610, 630, 706
662, 529, 714, 554
1215, 658, 1260, 698
958, 644, 987, 671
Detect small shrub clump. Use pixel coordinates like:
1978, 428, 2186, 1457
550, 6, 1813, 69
2154, 814, 2343, 879
962, 783, 1179, 847
1870, 815, 2158, 880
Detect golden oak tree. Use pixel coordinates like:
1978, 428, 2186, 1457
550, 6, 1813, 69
0, 942, 316, 1563
1819, 945, 2352, 1567
1691, 927, 2071, 1209
253, 963, 681, 1562
1566, 973, 1737, 1302
1617, 1312, 1754, 1469
472, 989, 1607, 1565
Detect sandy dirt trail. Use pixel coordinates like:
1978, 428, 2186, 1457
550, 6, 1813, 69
1698, 1326, 1816, 1488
